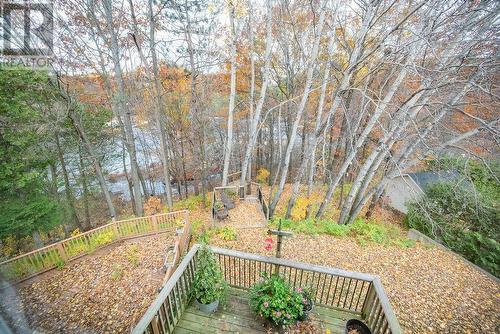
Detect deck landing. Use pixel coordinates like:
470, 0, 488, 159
174, 288, 360, 333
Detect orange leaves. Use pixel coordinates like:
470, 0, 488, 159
144, 196, 163, 216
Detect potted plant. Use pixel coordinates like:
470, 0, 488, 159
297, 286, 315, 320
192, 245, 227, 313
345, 319, 372, 334
175, 220, 184, 235
249, 273, 304, 330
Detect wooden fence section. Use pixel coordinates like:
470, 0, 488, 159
211, 185, 244, 225
254, 181, 269, 220
161, 217, 192, 286
0, 210, 189, 285
211, 180, 269, 225
132, 245, 402, 334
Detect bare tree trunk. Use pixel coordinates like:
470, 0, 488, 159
240, 0, 273, 187
147, 0, 174, 209
102, 0, 143, 216
222, 0, 237, 185
78, 145, 92, 229
344, 81, 477, 225
316, 37, 418, 218
247, 0, 255, 182
67, 107, 116, 219
269, 2, 327, 217
54, 132, 81, 229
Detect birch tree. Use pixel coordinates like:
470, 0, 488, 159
222, 1, 238, 185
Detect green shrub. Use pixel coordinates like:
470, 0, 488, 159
88, 231, 116, 251
125, 244, 140, 266
173, 195, 204, 210
406, 181, 499, 277
196, 230, 211, 244
249, 273, 304, 327
223, 188, 238, 200
214, 201, 224, 211
350, 218, 390, 244
66, 242, 89, 258
111, 264, 124, 280
215, 227, 237, 241
55, 259, 66, 270
322, 220, 350, 237
4, 259, 35, 280
271, 217, 412, 247
192, 245, 227, 304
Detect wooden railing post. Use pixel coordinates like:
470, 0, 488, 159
56, 243, 67, 262
152, 215, 159, 234
113, 222, 120, 239
362, 282, 376, 319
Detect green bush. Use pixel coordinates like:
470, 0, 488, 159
173, 195, 204, 210
66, 241, 89, 258
249, 273, 304, 327
88, 231, 116, 251
125, 244, 140, 266
406, 181, 499, 277
215, 227, 237, 241
192, 245, 227, 305
111, 263, 124, 280
55, 259, 66, 270
271, 217, 411, 247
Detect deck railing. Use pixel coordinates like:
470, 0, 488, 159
0, 210, 189, 284
254, 181, 269, 220
132, 244, 402, 334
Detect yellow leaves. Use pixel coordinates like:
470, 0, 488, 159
71, 228, 81, 237
354, 65, 369, 84
256, 168, 270, 184
291, 196, 311, 221
224, 0, 247, 18
333, 52, 349, 70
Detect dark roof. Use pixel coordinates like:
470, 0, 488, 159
407, 171, 461, 191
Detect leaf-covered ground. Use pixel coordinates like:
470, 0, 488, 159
1, 233, 174, 333
221, 199, 267, 228
206, 226, 500, 334
183, 186, 500, 333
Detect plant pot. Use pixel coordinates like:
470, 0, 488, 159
194, 299, 219, 313
345, 319, 371, 334
298, 299, 314, 321
176, 227, 184, 235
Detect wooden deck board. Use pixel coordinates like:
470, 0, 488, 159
173, 288, 359, 334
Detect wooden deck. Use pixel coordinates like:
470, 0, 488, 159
174, 288, 360, 334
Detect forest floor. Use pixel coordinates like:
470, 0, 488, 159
187, 184, 500, 334
219, 198, 267, 228
1, 233, 174, 334
2, 184, 498, 334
